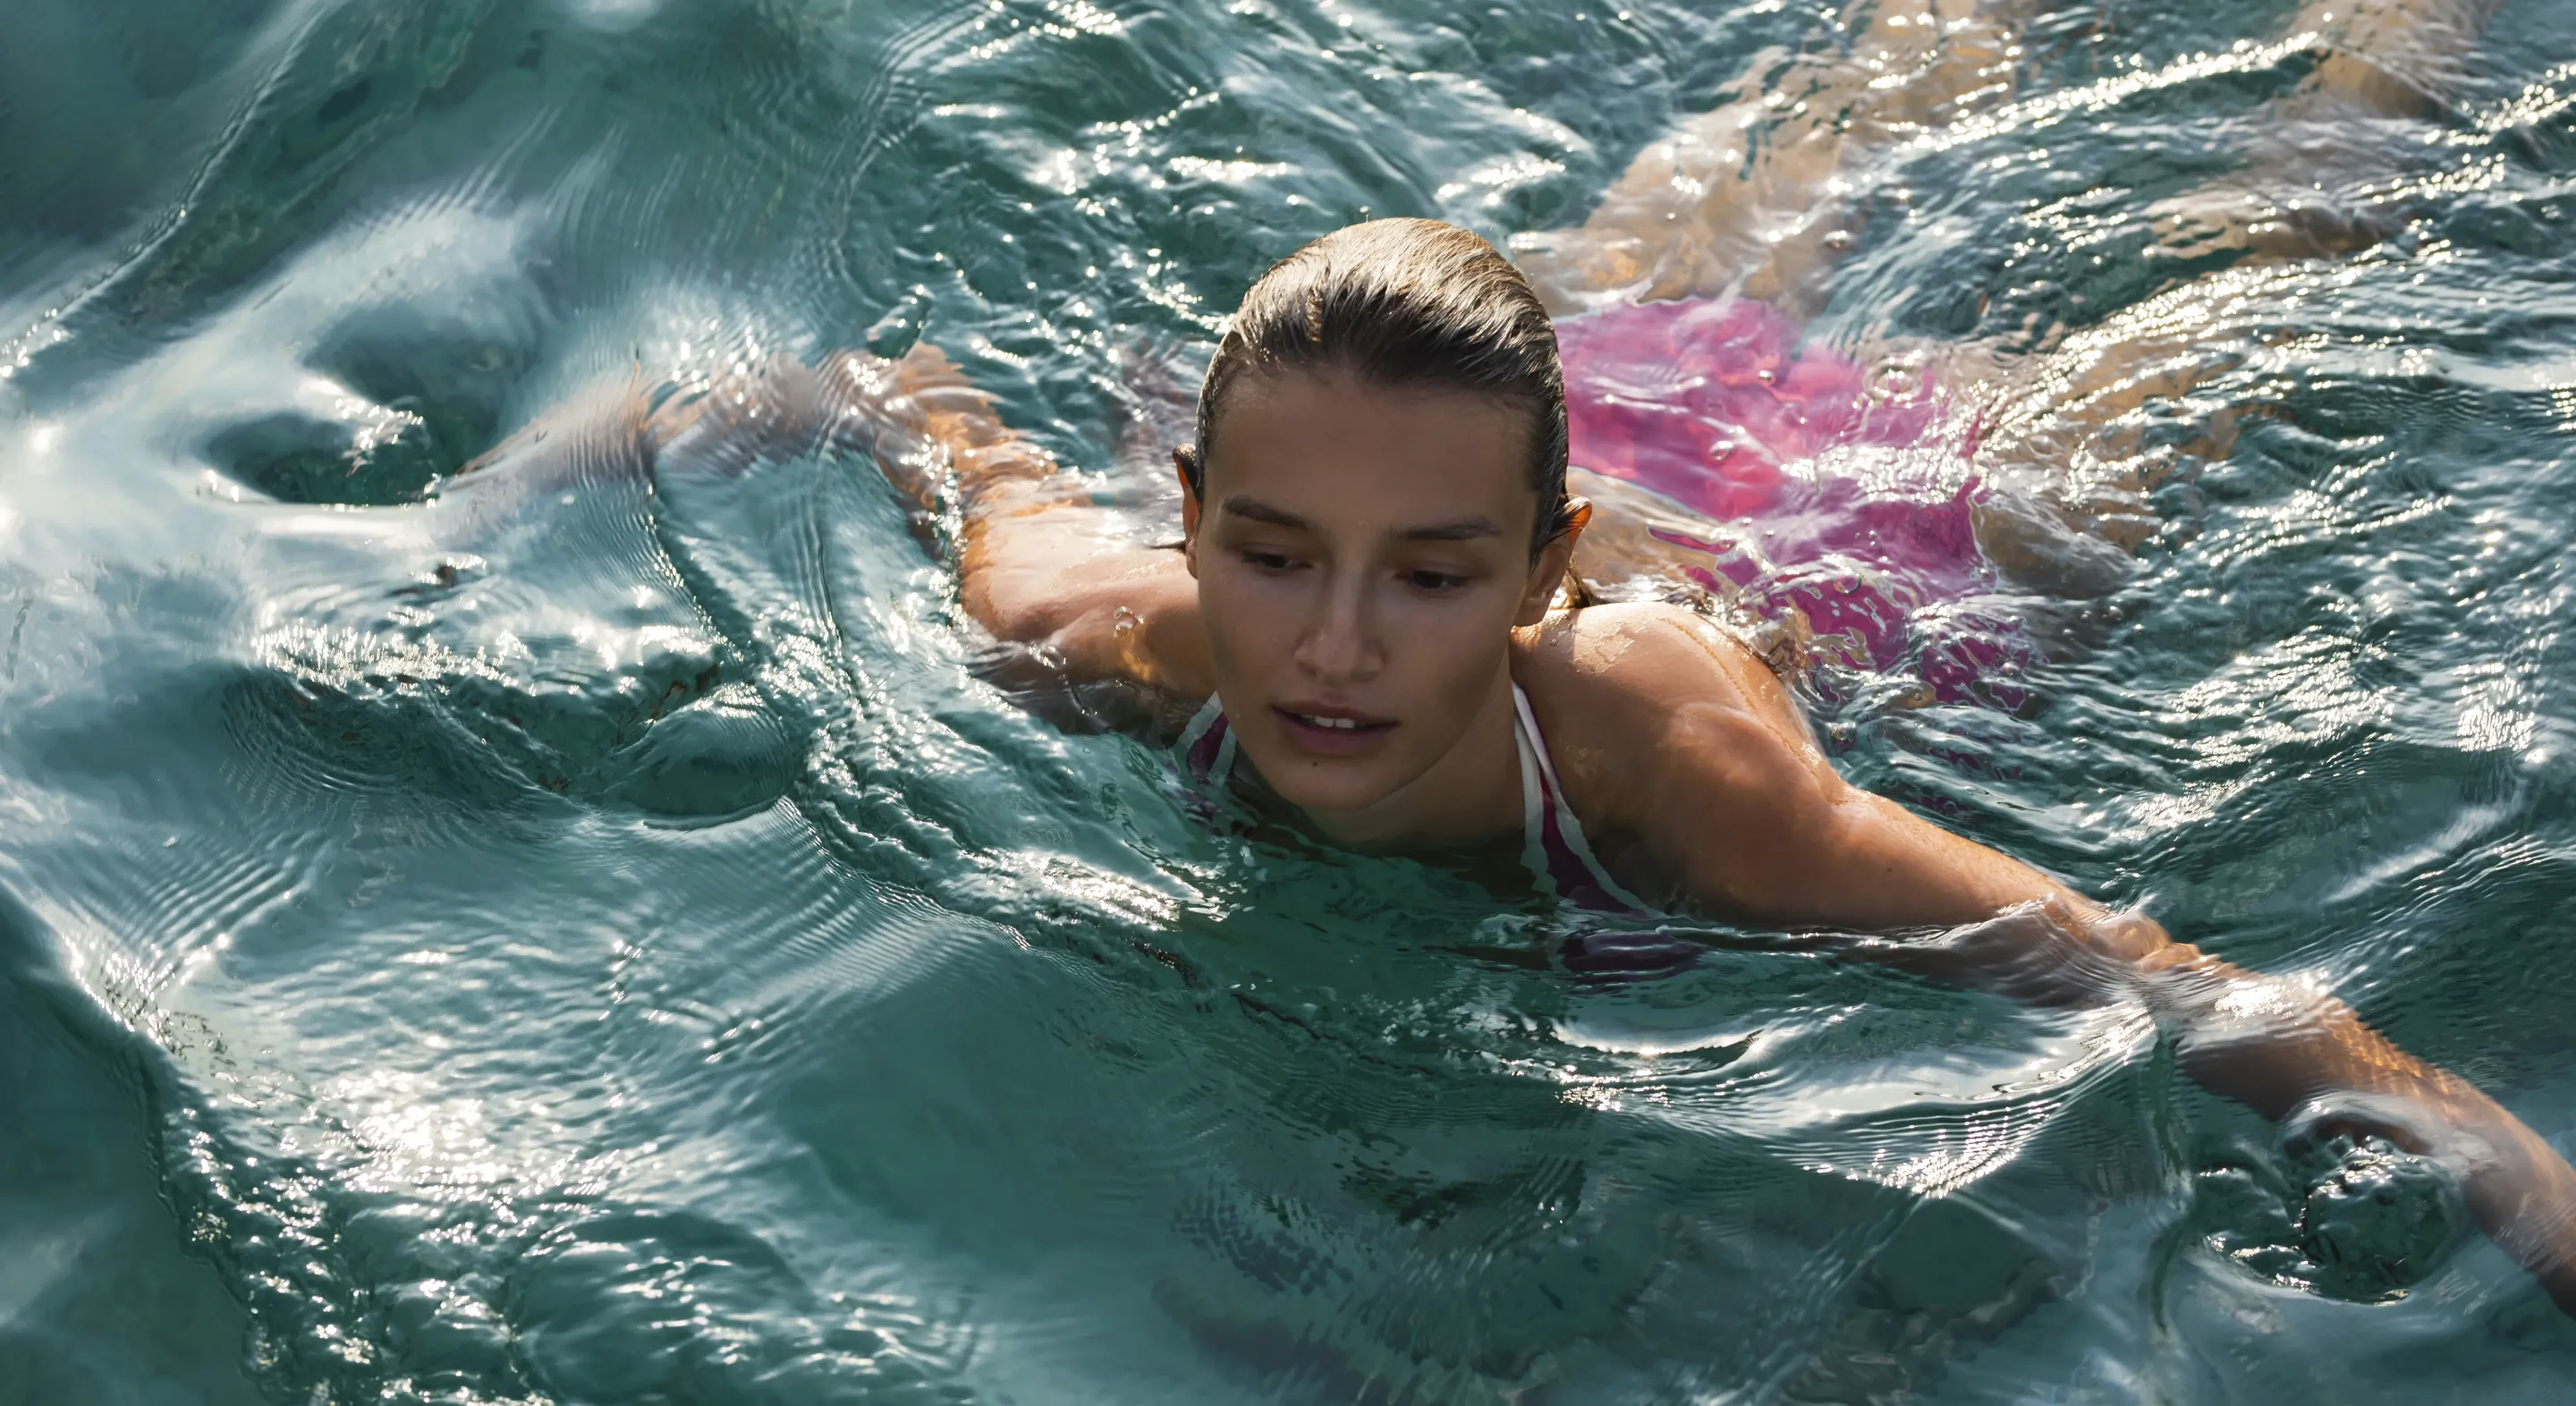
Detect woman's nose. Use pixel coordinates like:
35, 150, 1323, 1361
1295, 572, 1382, 682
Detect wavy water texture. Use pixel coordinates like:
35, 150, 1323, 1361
6, 0, 2576, 1402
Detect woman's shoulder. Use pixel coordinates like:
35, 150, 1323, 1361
1514, 601, 1775, 699
1513, 602, 1818, 823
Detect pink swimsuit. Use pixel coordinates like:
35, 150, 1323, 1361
1556, 298, 2022, 707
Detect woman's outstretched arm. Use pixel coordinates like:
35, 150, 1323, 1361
1548, 602, 2576, 1313
445, 347, 1206, 695
813, 346, 1210, 699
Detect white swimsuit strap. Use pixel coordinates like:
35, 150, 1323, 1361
1511, 682, 1650, 912
1177, 694, 1225, 753
1178, 694, 1237, 783
1512, 689, 1554, 896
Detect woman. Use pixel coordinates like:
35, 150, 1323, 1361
720, 216, 2576, 1317
436, 0, 2572, 1313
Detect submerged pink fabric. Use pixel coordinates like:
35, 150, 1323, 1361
1557, 298, 2020, 707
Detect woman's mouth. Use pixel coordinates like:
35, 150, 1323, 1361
1272, 704, 1395, 756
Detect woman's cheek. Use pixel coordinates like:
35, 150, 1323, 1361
1381, 588, 1492, 677
1202, 566, 1297, 669
1199, 557, 1266, 607
1218, 565, 1305, 624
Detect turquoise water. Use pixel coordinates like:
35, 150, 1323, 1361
8, 0, 2576, 1400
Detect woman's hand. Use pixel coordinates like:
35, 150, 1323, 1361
2135, 934, 2576, 1314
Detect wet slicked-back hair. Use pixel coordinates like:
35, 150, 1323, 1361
1177, 218, 1575, 553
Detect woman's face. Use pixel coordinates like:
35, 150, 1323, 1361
1182, 368, 1577, 837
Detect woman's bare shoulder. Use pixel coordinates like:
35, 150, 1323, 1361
1513, 602, 1827, 824
1516, 601, 1775, 700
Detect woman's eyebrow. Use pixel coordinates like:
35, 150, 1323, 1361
1219, 495, 1312, 530
1218, 496, 1501, 542
1396, 517, 1502, 542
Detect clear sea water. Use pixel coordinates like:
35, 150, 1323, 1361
7, 0, 2576, 1402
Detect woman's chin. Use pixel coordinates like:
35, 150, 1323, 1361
1272, 775, 1399, 820
1245, 751, 1406, 823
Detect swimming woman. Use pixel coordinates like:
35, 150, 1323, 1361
423, 0, 2574, 1312
761, 216, 2576, 1315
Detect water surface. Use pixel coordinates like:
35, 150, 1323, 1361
7, 0, 2576, 1401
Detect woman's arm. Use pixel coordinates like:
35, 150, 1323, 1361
441, 347, 1206, 695
1569, 604, 2576, 1311
814, 346, 1210, 698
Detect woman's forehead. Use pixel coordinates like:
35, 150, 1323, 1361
1205, 370, 1538, 528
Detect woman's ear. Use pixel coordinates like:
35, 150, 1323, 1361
1516, 497, 1590, 626
1175, 447, 1204, 576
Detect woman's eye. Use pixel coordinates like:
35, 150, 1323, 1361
1242, 550, 1301, 572
1405, 570, 1470, 593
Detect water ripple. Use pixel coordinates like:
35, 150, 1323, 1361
11, 0, 2576, 1399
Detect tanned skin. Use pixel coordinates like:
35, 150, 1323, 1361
818, 342, 2576, 1315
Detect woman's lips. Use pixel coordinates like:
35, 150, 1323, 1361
1272, 705, 1395, 757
